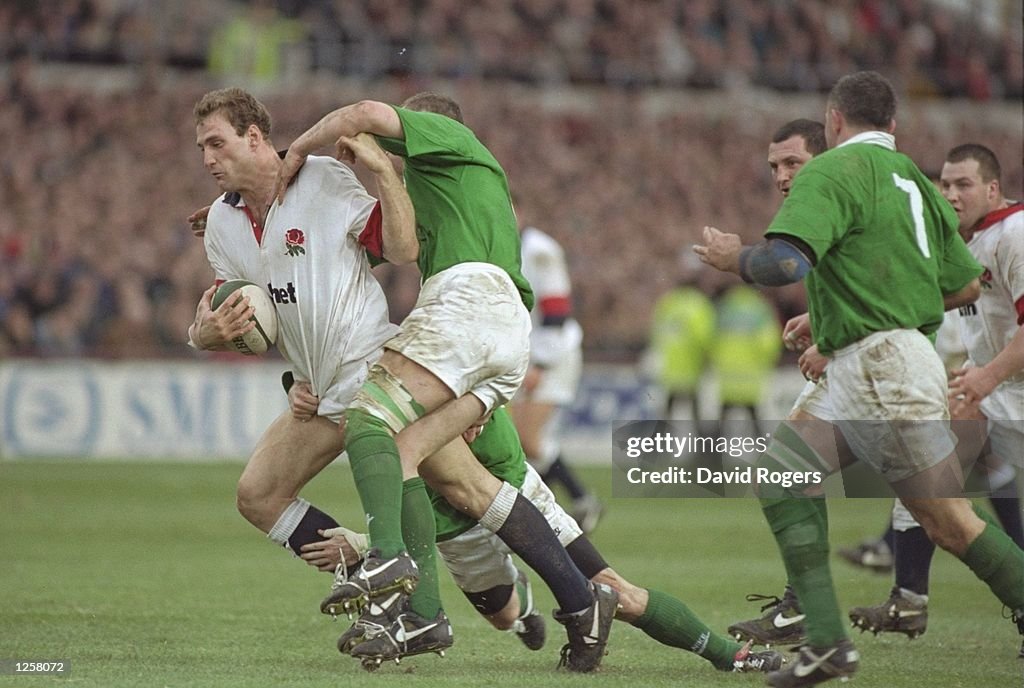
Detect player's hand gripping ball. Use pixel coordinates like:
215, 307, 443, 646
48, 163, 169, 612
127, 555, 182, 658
211, 280, 278, 355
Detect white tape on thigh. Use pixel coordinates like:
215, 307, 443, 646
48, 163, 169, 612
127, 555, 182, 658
350, 364, 423, 435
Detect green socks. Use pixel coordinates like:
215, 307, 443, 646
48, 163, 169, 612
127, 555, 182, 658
632, 589, 742, 670
761, 497, 848, 647
402, 477, 442, 619
345, 409, 405, 558
962, 515, 1024, 611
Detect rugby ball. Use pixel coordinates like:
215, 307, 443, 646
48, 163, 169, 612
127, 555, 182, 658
211, 280, 278, 355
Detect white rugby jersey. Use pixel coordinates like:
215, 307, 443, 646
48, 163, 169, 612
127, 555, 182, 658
204, 155, 398, 397
957, 203, 1024, 368
520, 226, 582, 367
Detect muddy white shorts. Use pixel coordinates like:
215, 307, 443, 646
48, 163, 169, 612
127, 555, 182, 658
828, 329, 956, 483
315, 347, 387, 423
436, 464, 582, 593
791, 377, 835, 421
385, 262, 532, 412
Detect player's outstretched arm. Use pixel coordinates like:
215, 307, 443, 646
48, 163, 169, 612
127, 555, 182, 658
694, 226, 812, 285
276, 101, 404, 203
341, 132, 418, 264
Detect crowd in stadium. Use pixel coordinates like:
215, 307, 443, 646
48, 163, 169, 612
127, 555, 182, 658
0, 0, 1021, 358
3, 0, 1021, 99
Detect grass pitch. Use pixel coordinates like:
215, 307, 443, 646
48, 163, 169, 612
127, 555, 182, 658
0, 461, 1019, 687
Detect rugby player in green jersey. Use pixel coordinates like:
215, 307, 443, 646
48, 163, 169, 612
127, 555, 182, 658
277, 93, 616, 671
696, 71, 1024, 686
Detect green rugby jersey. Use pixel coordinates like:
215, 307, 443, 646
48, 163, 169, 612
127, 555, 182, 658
376, 106, 534, 311
766, 134, 980, 355
429, 406, 529, 542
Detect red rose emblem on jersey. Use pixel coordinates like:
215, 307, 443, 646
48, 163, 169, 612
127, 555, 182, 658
285, 228, 305, 256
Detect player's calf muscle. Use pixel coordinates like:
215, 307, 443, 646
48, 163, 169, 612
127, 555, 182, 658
238, 415, 343, 529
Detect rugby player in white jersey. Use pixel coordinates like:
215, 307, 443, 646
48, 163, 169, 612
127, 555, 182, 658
188, 88, 416, 568
511, 224, 603, 534
848, 143, 1024, 650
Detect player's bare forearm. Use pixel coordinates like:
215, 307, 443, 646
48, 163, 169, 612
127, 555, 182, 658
292, 101, 403, 156
942, 278, 981, 310
966, 325, 1024, 395
949, 326, 1024, 405
375, 163, 418, 264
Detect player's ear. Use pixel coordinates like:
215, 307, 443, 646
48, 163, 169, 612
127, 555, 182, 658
988, 178, 1000, 203
247, 124, 262, 148
825, 107, 842, 136
885, 118, 896, 134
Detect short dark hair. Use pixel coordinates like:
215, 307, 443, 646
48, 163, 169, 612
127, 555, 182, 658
946, 143, 1001, 184
772, 119, 827, 156
827, 71, 896, 130
402, 91, 463, 123
194, 88, 272, 138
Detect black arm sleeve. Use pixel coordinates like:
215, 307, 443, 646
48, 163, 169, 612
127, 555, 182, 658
738, 237, 814, 286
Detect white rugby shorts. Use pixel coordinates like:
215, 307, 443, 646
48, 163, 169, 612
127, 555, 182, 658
385, 262, 532, 412
790, 377, 835, 421
436, 465, 582, 593
828, 329, 956, 483
315, 348, 384, 423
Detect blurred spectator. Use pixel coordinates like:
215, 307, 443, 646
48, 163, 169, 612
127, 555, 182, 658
708, 283, 783, 436
207, 0, 305, 83
647, 249, 716, 421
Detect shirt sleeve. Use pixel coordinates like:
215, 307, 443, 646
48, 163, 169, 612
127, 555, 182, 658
315, 158, 377, 240
529, 242, 572, 319
765, 161, 854, 262
380, 106, 478, 163
938, 228, 983, 295
203, 206, 242, 282
996, 215, 1024, 322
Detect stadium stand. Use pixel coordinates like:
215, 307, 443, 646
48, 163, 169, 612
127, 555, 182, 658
0, 0, 1021, 358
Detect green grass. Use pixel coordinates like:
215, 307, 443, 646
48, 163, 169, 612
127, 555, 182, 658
0, 461, 1019, 687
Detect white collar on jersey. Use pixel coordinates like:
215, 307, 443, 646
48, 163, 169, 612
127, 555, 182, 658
838, 130, 895, 150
